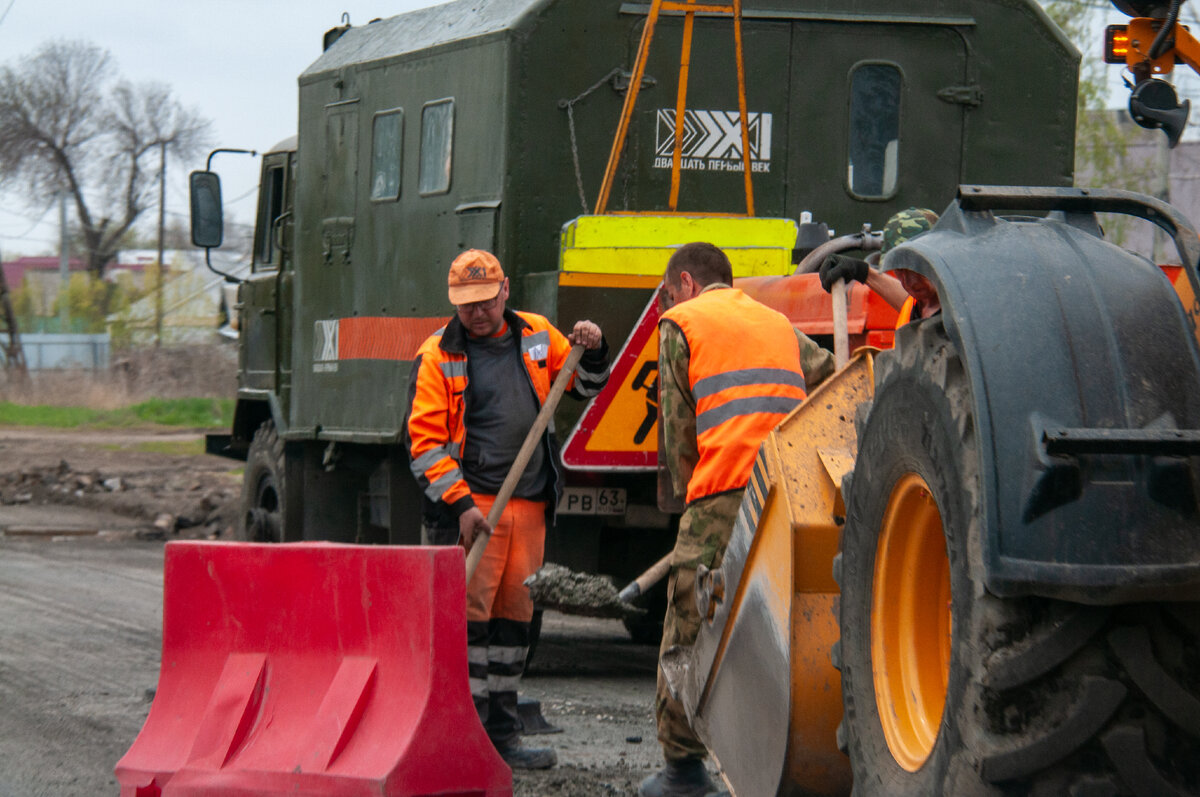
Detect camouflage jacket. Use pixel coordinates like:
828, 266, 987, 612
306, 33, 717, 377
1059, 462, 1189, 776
658, 283, 835, 499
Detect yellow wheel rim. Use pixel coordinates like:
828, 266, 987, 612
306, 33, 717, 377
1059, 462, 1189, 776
871, 473, 952, 772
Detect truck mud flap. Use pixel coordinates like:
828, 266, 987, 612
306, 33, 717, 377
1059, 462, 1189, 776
115, 541, 511, 796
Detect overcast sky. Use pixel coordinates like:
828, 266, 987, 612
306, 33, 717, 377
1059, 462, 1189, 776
0, 0, 1170, 257
0, 0, 440, 256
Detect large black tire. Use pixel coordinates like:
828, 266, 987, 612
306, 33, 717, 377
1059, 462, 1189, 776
836, 318, 1200, 796
239, 420, 287, 542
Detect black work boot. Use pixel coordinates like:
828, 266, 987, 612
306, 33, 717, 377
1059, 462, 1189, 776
638, 758, 722, 797
495, 738, 557, 770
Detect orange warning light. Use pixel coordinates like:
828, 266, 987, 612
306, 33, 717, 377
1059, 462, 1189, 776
1105, 25, 1131, 64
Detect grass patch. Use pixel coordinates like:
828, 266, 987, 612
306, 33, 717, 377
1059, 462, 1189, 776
128, 398, 233, 428
0, 398, 234, 430
100, 439, 208, 456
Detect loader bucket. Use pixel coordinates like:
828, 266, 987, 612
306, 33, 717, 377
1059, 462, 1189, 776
663, 353, 875, 797
115, 541, 512, 796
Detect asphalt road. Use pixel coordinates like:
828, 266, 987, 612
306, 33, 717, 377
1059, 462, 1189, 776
0, 533, 666, 796
0, 536, 163, 796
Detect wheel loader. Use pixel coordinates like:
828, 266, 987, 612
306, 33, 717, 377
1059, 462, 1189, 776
663, 185, 1200, 796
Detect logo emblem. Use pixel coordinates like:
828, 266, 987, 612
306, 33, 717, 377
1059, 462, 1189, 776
653, 109, 773, 173
314, 320, 340, 372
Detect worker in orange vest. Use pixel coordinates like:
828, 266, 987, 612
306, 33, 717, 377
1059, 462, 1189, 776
819, 207, 941, 325
641, 242, 834, 797
405, 249, 610, 770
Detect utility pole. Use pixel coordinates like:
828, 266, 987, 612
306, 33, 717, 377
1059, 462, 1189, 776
1153, 134, 1171, 263
59, 189, 69, 332
155, 141, 167, 348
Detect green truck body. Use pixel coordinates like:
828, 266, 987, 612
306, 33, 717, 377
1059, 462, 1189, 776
210, 0, 1078, 618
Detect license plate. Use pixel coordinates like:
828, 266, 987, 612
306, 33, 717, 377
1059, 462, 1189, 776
556, 487, 627, 516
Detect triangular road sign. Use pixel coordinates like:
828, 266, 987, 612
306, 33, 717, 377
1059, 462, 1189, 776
563, 287, 663, 470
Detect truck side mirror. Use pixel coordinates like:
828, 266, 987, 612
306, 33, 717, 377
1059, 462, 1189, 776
190, 170, 224, 249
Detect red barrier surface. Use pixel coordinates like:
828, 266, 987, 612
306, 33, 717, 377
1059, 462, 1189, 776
115, 541, 512, 796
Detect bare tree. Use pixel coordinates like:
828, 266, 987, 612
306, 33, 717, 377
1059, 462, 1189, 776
0, 40, 211, 277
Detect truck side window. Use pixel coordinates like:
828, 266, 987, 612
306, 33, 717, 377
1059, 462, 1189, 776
419, 98, 454, 195
370, 109, 404, 202
847, 63, 901, 199
254, 165, 286, 270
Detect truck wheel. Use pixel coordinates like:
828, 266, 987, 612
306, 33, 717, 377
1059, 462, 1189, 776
836, 318, 1200, 795
239, 420, 287, 542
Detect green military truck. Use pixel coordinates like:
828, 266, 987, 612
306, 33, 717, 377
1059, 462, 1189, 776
192, 0, 1078, 630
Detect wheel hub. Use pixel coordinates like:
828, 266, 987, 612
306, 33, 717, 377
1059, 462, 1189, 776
871, 473, 952, 771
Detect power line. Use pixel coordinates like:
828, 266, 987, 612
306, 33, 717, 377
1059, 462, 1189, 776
0, 0, 16, 27
0, 203, 54, 242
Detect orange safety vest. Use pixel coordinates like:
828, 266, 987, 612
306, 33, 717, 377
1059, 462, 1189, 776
896, 295, 916, 328
407, 310, 604, 515
661, 287, 807, 504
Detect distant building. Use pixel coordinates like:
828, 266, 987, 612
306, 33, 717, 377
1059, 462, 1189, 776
106, 250, 248, 345
2, 256, 93, 313
2, 249, 248, 344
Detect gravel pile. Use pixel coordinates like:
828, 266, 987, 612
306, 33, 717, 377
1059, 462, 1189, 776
525, 563, 645, 619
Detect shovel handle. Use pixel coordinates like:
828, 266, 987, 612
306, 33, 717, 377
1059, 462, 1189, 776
617, 552, 673, 603
465, 344, 586, 582
832, 278, 849, 370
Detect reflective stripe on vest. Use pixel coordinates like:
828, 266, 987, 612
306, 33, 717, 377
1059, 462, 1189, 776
662, 288, 806, 503
408, 312, 572, 507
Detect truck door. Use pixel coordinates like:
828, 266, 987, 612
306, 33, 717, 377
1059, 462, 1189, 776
786, 21, 969, 224
242, 151, 293, 395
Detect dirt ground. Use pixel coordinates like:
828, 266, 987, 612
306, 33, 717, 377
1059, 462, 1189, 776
0, 427, 242, 541
0, 424, 689, 796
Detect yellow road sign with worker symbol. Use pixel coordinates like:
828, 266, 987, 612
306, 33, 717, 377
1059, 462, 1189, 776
563, 288, 662, 470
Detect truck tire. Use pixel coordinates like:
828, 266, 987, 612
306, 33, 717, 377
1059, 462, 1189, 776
836, 318, 1200, 796
239, 420, 287, 542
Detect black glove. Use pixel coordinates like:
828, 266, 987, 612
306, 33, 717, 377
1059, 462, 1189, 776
818, 254, 870, 293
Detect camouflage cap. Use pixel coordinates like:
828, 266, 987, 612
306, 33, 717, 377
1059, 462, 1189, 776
881, 207, 939, 254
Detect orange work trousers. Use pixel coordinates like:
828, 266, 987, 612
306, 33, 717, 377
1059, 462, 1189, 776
463, 494, 546, 624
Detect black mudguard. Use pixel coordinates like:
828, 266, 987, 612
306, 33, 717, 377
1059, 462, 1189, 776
886, 186, 1200, 603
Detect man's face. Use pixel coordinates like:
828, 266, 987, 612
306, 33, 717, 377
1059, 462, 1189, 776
456, 278, 509, 337
895, 269, 938, 305
660, 270, 696, 311
662, 276, 683, 311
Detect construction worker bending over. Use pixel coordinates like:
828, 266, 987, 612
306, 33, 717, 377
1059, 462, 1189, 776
641, 242, 834, 797
819, 207, 941, 324
405, 249, 610, 770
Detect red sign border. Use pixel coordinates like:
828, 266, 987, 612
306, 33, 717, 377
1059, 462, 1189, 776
562, 287, 662, 471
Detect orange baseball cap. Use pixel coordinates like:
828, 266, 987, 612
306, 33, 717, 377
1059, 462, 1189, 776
448, 249, 506, 305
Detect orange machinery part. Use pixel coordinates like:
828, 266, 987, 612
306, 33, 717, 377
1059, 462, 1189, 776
737, 273, 901, 352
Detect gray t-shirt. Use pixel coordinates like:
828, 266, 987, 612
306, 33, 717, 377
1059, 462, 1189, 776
462, 326, 549, 498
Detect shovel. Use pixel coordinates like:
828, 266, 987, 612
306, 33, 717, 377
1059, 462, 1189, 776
464, 344, 585, 582
831, 277, 850, 370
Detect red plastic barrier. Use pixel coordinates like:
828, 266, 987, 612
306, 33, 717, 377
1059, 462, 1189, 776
115, 541, 512, 796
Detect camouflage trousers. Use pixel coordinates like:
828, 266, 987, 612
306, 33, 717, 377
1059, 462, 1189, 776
655, 490, 743, 763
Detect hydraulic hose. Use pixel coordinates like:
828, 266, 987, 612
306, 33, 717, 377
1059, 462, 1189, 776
1150, 0, 1184, 60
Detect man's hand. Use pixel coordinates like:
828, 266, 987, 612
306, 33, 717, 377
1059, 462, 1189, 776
459, 506, 492, 548
818, 254, 871, 293
568, 320, 603, 350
